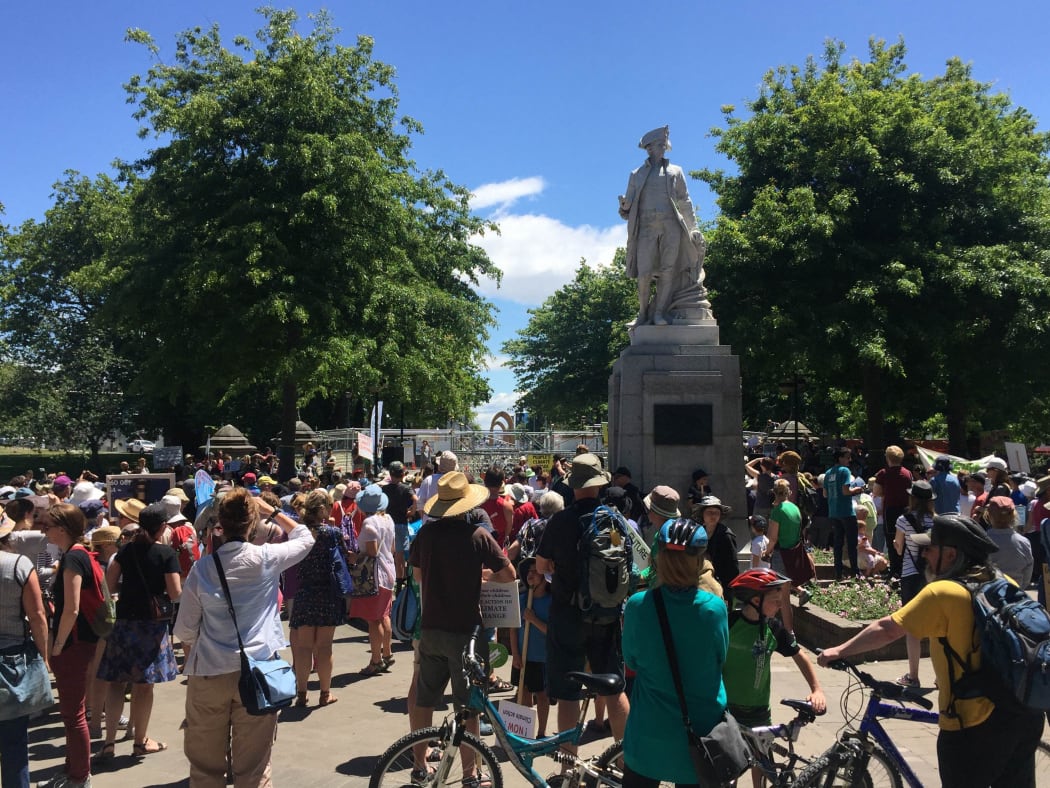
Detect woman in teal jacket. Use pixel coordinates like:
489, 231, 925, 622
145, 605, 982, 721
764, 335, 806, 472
622, 518, 729, 787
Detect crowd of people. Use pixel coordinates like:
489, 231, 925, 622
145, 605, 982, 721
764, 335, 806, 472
0, 438, 1045, 787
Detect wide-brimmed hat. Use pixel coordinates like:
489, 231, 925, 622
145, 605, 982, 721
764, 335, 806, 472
985, 457, 1008, 472
356, 484, 389, 514
166, 486, 190, 504
70, 481, 104, 505
507, 483, 530, 504
695, 495, 732, 516
567, 453, 610, 490
1035, 475, 1050, 497
644, 485, 680, 520
424, 472, 488, 518
90, 525, 121, 548
113, 497, 145, 523
908, 480, 936, 500
436, 451, 459, 473
0, 516, 14, 540
912, 514, 998, 559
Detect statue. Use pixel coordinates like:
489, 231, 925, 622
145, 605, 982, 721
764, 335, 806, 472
618, 126, 713, 326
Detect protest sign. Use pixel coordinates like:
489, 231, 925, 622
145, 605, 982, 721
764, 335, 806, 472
499, 700, 536, 739
152, 445, 182, 470
527, 454, 553, 472
480, 581, 521, 628
107, 473, 176, 515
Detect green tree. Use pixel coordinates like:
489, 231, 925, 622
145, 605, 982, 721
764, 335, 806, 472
0, 172, 137, 465
502, 256, 636, 427
698, 39, 1050, 454
114, 9, 498, 472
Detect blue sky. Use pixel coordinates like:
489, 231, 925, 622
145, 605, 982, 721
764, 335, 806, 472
3, 1, 1048, 428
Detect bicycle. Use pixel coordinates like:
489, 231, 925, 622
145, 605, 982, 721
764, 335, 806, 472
583, 698, 823, 787
808, 657, 1050, 786
369, 627, 626, 788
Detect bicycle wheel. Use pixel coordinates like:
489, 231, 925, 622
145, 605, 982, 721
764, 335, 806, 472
583, 741, 673, 788
369, 726, 504, 788
794, 742, 902, 788
1035, 741, 1050, 783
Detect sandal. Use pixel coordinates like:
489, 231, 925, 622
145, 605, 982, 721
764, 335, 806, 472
426, 745, 443, 762
896, 674, 921, 688
411, 766, 435, 784
488, 677, 513, 693
319, 691, 338, 706
382, 654, 396, 670
294, 691, 308, 707
133, 738, 168, 756
361, 661, 385, 676
463, 772, 493, 788
92, 742, 116, 765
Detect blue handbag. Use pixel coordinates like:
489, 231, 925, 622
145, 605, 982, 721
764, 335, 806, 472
0, 640, 54, 721
212, 552, 297, 715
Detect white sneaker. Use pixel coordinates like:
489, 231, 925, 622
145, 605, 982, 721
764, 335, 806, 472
37, 775, 90, 788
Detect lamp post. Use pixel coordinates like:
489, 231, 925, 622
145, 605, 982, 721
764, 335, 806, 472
778, 376, 807, 451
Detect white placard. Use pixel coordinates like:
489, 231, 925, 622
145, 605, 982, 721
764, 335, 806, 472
480, 581, 521, 628
357, 432, 374, 462
1004, 442, 1031, 474
498, 700, 536, 739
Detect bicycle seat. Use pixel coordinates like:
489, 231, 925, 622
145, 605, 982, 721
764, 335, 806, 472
780, 698, 821, 721
565, 671, 625, 696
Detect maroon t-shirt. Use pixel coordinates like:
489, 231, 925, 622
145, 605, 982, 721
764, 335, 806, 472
875, 466, 913, 509
410, 516, 509, 633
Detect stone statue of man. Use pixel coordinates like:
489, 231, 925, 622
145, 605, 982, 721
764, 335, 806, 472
619, 126, 712, 326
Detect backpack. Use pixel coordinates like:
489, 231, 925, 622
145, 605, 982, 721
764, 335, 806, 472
170, 523, 199, 576
796, 478, 820, 527
70, 545, 115, 639
391, 579, 419, 643
575, 505, 634, 623
517, 517, 547, 563
941, 575, 1050, 713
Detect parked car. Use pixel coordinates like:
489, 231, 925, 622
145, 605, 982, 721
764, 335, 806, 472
128, 439, 156, 453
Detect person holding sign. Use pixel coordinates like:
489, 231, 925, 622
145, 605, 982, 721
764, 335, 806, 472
509, 557, 551, 738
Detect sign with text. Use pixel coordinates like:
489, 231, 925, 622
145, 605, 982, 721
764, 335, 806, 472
357, 432, 374, 462
527, 454, 553, 472
480, 581, 521, 628
1004, 442, 1031, 474
498, 700, 536, 739
152, 445, 182, 470
107, 473, 176, 517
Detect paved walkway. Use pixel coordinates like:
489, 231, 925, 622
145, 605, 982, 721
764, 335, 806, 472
29, 627, 951, 787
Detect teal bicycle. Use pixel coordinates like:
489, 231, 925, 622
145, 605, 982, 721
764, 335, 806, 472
369, 628, 625, 788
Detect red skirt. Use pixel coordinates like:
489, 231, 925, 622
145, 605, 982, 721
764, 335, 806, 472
350, 586, 393, 622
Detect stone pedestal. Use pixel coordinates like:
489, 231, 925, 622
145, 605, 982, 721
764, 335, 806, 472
608, 321, 747, 545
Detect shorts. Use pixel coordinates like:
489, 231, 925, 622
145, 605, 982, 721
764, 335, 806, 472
900, 573, 925, 606
546, 600, 624, 701
511, 661, 547, 694
416, 629, 473, 709
394, 521, 411, 555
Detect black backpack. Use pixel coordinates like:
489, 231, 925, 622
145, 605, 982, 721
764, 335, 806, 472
516, 517, 547, 563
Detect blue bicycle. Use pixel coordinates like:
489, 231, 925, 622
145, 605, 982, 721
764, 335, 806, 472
369, 629, 625, 787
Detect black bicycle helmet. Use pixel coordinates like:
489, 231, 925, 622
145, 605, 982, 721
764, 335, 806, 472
657, 517, 708, 555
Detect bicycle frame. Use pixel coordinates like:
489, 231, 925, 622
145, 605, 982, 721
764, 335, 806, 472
744, 714, 812, 785
844, 683, 940, 787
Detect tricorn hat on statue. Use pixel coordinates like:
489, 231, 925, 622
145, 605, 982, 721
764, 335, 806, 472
638, 125, 671, 151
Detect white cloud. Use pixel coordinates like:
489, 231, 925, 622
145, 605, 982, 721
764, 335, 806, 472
485, 354, 510, 371
471, 177, 546, 212
474, 213, 626, 305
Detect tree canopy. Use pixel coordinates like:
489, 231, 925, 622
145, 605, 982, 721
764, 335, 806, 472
697, 39, 1050, 453
502, 256, 635, 427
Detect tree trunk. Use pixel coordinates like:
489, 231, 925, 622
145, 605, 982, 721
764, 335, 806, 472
946, 378, 968, 457
277, 378, 298, 483
862, 363, 884, 453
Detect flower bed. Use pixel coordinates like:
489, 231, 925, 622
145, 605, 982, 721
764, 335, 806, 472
807, 578, 900, 620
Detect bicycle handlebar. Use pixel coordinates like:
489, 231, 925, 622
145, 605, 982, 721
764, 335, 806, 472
819, 652, 934, 710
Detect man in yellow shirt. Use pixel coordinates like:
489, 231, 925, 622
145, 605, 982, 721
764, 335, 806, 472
818, 514, 1043, 787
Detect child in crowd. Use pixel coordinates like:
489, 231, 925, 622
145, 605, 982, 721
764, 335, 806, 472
857, 520, 888, 577
509, 558, 551, 737
723, 570, 826, 788
750, 516, 770, 569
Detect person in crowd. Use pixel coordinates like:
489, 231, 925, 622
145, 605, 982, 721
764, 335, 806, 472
693, 495, 739, 595
874, 446, 913, 577
973, 458, 1011, 524
379, 461, 417, 591
536, 452, 630, 759
819, 514, 1044, 787
0, 514, 51, 788
985, 496, 1033, 589
417, 451, 457, 523
776, 451, 803, 504
610, 467, 645, 522
929, 456, 961, 514
857, 520, 888, 577
724, 570, 826, 788
290, 489, 351, 706
479, 466, 514, 549
1025, 475, 1050, 604
506, 490, 562, 566
621, 518, 728, 788
352, 484, 397, 676
825, 447, 865, 580
642, 485, 680, 548
94, 503, 181, 762
507, 482, 538, 546
509, 557, 552, 738
408, 471, 514, 782
893, 480, 935, 688
750, 516, 770, 569
761, 480, 806, 632
174, 488, 313, 785
85, 527, 125, 742
42, 504, 99, 788
745, 457, 777, 521
686, 468, 712, 505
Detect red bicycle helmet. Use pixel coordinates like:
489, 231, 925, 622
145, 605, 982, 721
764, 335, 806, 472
729, 569, 791, 600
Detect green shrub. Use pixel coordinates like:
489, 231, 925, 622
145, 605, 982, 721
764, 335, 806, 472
806, 578, 901, 621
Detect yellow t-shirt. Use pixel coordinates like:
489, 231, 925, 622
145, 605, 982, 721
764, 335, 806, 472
890, 579, 995, 731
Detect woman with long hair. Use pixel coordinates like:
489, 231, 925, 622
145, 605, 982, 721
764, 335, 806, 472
350, 484, 397, 676
94, 502, 181, 762
41, 504, 98, 788
290, 489, 352, 706
174, 488, 314, 786
621, 518, 728, 787
893, 480, 935, 688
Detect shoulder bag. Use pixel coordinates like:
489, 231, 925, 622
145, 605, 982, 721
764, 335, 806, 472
130, 546, 174, 621
652, 587, 751, 786
212, 551, 297, 715
0, 556, 54, 721
349, 525, 378, 598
